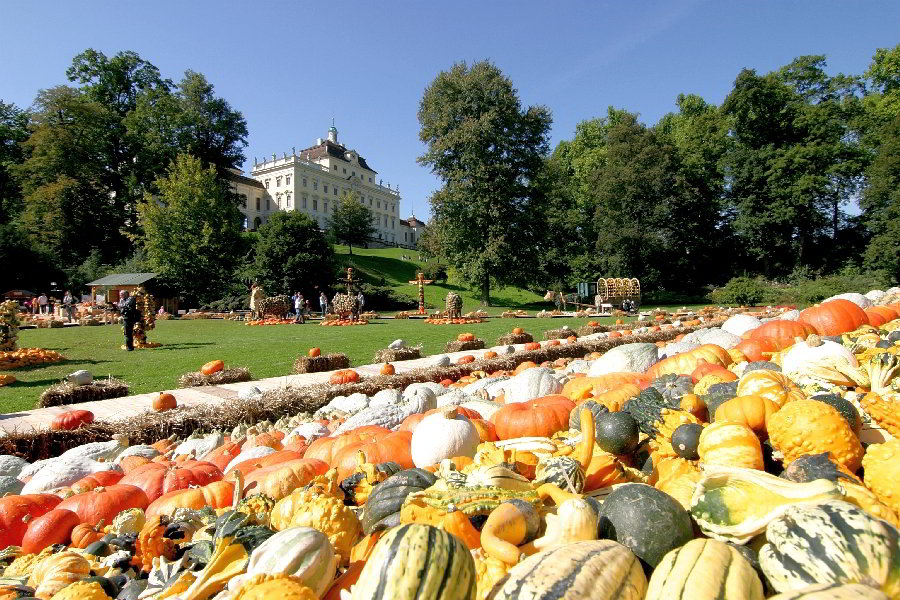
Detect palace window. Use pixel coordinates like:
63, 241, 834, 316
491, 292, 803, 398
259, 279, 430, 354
323, 184, 328, 194
377, 200, 380, 209
302, 193, 307, 208
286, 192, 292, 208
352, 171, 355, 177
392, 217, 395, 228
302, 177, 307, 187
266, 198, 270, 210
383, 215, 387, 226
313, 198, 318, 211
324, 201, 328, 213
276, 176, 282, 187
369, 198, 372, 206
343, 167, 346, 174
313, 180, 318, 190
239, 194, 247, 208
265, 179, 270, 189
256, 197, 260, 210
368, 177, 372, 182
333, 165, 337, 170
286, 175, 291, 185
333, 187, 337, 195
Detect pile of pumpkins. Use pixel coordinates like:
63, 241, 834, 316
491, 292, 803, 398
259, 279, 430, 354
1, 297, 900, 600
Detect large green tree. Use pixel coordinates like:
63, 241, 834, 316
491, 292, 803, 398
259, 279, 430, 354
136, 154, 243, 302
254, 211, 334, 295
0, 101, 29, 223
329, 191, 375, 255
418, 61, 551, 304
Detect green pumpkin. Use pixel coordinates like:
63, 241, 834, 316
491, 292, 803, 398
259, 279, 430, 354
534, 456, 585, 493
340, 461, 403, 505
671, 423, 703, 460
703, 381, 739, 420
648, 374, 695, 405
646, 539, 763, 600
594, 411, 640, 455
351, 524, 475, 600
360, 468, 436, 534
809, 394, 862, 435
568, 400, 608, 434
84, 541, 112, 558
760, 501, 900, 598
624, 388, 681, 435
598, 483, 693, 570
779, 453, 855, 484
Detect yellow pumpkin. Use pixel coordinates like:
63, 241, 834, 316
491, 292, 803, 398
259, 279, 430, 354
768, 399, 863, 473
49, 581, 109, 600
736, 370, 803, 408
698, 421, 763, 470
27, 552, 91, 600
714, 395, 779, 439
861, 439, 900, 517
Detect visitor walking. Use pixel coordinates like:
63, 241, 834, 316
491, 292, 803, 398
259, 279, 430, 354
37, 293, 48, 314
118, 290, 138, 351
355, 291, 365, 321
250, 282, 264, 320
294, 293, 305, 324
319, 292, 328, 318
62, 290, 76, 323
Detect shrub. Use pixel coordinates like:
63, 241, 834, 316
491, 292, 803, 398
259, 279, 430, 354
422, 262, 448, 283
708, 277, 771, 306
359, 284, 417, 311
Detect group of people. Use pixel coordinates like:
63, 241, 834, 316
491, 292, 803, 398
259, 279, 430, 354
23, 291, 79, 323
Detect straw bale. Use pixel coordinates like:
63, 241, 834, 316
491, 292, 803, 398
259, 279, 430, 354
445, 340, 486, 353
496, 332, 533, 345
373, 346, 422, 363
293, 353, 350, 374
543, 328, 576, 340
177, 367, 251, 388
38, 378, 129, 408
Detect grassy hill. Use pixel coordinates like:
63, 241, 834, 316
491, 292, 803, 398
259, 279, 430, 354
333, 245, 548, 312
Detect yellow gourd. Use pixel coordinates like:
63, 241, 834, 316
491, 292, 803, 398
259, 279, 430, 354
862, 439, 900, 517
698, 421, 764, 470
768, 399, 863, 473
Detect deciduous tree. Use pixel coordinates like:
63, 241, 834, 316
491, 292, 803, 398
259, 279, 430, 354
253, 211, 334, 295
329, 191, 375, 255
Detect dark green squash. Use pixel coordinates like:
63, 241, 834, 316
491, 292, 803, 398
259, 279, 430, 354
876, 339, 893, 349
213, 511, 250, 541
648, 374, 695, 405
84, 540, 111, 557
361, 468, 437, 534
594, 411, 639, 455
624, 388, 680, 435
597, 483, 693, 572
116, 580, 147, 600
887, 330, 900, 344
82, 576, 119, 598
780, 452, 855, 483
810, 394, 862, 435
568, 400, 608, 435
703, 381, 739, 419
744, 361, 781, 373
534, 456, 585, 493
340, 461, 403, 506
672, 423, 703, 460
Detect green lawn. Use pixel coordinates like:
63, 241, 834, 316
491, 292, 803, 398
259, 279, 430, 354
1, 316, 601, 414
333, 245, 549, 310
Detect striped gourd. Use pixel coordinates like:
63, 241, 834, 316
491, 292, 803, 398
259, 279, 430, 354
534, 456, 585, 493
463, 465, 532, 492
767, 583, 890, 599
240, 527, 337, 597
351, 523, 475, 600
759, 501, 900, 598
488, 540, 647, 600
646, 538, 763, 600
405, 486, 542, 517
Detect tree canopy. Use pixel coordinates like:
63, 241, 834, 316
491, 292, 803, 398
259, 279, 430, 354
254, 211, 335, 295
329, 190, 375, 255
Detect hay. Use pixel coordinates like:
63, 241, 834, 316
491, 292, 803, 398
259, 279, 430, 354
0, 322, 724, 462
544, 328, 576, 340
445, 340, 486, 352
178, 367, 252, 388
497, 332, 533, 345
577, 325, 608, 336
293, 353, 350, 374
373, 346, 422, 363
38, 378, 129, 408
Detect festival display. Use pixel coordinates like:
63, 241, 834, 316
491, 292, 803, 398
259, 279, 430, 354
0, 297, 899, 600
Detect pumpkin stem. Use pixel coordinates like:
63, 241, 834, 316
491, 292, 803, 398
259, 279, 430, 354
231, 470, 243, 507
576, 409, 594, 470
806, 334, 822, 347
441, 407, 459, 419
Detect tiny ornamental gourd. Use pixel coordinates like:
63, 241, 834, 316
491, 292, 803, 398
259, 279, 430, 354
529, 497, 599, 552
480, 500, 541, 565
698, 421, 764, 470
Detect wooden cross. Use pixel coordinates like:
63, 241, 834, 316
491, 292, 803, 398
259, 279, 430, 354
408, 272, 433, 315
344, 267, 358, 296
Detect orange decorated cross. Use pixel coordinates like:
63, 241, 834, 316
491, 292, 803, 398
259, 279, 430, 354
408, 272, 434, 314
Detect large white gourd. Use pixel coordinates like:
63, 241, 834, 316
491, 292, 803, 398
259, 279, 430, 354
411, 408, 479, 468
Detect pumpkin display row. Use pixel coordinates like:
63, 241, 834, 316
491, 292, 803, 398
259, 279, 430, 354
0, 301, 899, 600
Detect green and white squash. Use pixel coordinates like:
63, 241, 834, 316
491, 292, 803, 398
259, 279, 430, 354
360, 468, 437, 534
646, 538, 764, 600
690, 466, 844, 544
0, 475, 24, 495
231, 526, 337, 598
767, 583, 890, 599
534, 455, 585, 493
759, 501, 900, 598
0, 455, 29, 477
463, 465, 531, 492
489, 540, 647, 600
350, 523, 475, 600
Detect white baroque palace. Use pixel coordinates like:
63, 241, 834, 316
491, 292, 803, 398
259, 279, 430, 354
229, 126, 409, 244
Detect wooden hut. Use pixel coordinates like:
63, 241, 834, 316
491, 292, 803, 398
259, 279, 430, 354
87, 273, 179, 314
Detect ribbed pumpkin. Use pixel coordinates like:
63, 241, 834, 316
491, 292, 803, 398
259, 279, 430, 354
766, 583, 893, 599
645, 538, 763, 600
48, 580, 109, 600
736, 370, 804, 408
145, 479, 235, 518
242, 458, 330, 500
0, 494, 63, 549
350, 524, 475, 600
491, 395, 575, 439
488, 540, 647, 600
750, 320, 817, 349
698, 421, 764, 470
231, 574, 317, 600
21, 508, 82, 554
714, 395, 779, 438
119, 460, 223, 502
861, 439, 900, 517
57, 484, 149, 526
237, 527, 337, 598
647, 344, 731, 379
768, 400, 863, 473
560, 374, 647, 403
799, 299, 870, 336
759, 501, 900, 598
27, 551, 91, 600
735, 337, 780, 362
201, 360, 224, 375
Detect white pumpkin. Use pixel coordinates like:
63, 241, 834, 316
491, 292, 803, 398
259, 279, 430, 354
402, 386, 437, 413
18, 457, 53, 481
172, 431, 223, 460
115, 445, 160, 463
782, 335, 860, 387
587, 343, 659, 376
0, 455, 29, 478
721, 314, 762, 337
21, 457, 123, 494
0, 475, 24, 495
431, 354, 451, 367
369, 388, 402, 408
230, 527, 338, 597
285, 422, 330, 445
389, 339, 406, 350
66, 370, 93, 386
59, 435, 129, 462
410, 408, 480, 468
237, 386, 263, 401
405, 381, 448, 397
224, 446, 276, 474
865, 290, 886, 304
503, 368, 563, 403
825, 292, 872, 309
326, 393, 369, 414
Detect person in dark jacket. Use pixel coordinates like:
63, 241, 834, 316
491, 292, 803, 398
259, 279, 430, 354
118, 291, 138, 351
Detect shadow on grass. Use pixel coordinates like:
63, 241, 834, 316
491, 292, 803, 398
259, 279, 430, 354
8, 358, 113, 373
151, 342, 215, 351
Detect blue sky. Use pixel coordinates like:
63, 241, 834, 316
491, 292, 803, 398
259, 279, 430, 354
2, 1, 897, 219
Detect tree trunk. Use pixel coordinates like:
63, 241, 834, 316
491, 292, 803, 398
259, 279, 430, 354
348, 243, 353, 256
481, 278, 491, 306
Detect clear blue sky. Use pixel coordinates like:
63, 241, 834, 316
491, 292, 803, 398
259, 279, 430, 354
2, 1, 897, 219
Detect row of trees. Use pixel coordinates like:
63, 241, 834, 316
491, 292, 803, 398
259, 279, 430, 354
0, 49, 382, 303
419, 47, 900, 303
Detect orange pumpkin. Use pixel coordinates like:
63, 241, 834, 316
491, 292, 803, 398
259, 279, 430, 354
736, 370, 804, 408
523, 342, 541, 351
242, 458, 330, 499
592, 383, 643, 412
330, 369, 360, 384
70, 521, 107, 549
799, 299, 869, 336
457, 333, 475, 342
58, 484, 149, 526
512, 327, 525, 335
513, 361, 539, 375
153, 392, 177, 412
119, 460, 223, 502
308, 347, 322, 358
201, 360, 224, 375
68, 471, 124, 494
735, 337, 779, 362
146, 479, 236, 518
491, 395, 575, 439
21, 508, 81, 554
457, 355, 475, 364
50, 410, 94, 431
714, 395, 779, 438
226, 449, 305, 476
331, 431, 414, 480
566, 335, 577, 343
483, 351, 498, 360
866, 306, 899, 323
304, 426, 391, 464
690, 360, 734, 383
119, 455, 153, 473
646, 344, 731, 378
203, 439, 245, 471
380, 363, 395, 376
546, 340, 561, 347
561, 373, 648, 402
750, 320, 817, 349
471, 418, 499, 442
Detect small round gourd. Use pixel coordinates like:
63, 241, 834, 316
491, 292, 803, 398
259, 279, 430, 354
534, 456, 585, 493
594, 411, 639, 455
671, 424, 703, 460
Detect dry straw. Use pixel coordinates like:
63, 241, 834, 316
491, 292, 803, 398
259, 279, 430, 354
373, 346, 422, 363
177, 367, 252, 388
543, 328, 576, 341
293, 353, 351, 374
0, 322, 722, 461
444, 340, 486, 353
38, 378, 130, 408
496, 332, 533, 345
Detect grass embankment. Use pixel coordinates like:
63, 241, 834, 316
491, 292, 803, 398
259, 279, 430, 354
333, 245, 549, 310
